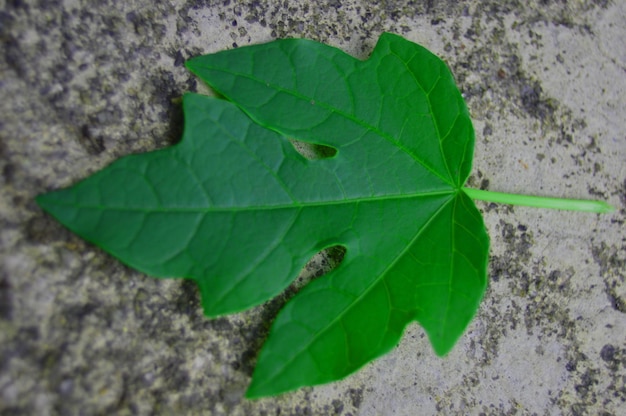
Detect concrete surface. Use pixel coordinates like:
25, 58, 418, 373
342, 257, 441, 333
1, 0, 625, 415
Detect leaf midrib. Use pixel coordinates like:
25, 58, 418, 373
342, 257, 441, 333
44, 188, 456, 213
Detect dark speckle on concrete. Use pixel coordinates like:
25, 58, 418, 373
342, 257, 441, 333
600, 344, 616, 363
0, 275, 12, 321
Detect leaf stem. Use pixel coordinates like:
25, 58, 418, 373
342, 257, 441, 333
463, 188, 614, 213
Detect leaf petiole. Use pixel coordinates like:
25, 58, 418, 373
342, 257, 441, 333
463, 188, 614, 213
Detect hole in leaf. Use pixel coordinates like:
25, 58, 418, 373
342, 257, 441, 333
289, 138, 337, 160
292, 245, 346, 291
273, 245, 348, 305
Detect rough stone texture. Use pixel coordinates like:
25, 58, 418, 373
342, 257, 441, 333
1, 0, 624, 415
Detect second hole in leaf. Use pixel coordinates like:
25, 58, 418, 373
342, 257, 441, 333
293, 245, 346, 291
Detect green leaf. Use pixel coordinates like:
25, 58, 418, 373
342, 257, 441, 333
37, 33, 490, 398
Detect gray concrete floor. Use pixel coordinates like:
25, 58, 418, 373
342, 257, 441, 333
1, 1, 624, 414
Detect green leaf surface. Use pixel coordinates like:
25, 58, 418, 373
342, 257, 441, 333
37, 33, 489, 398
